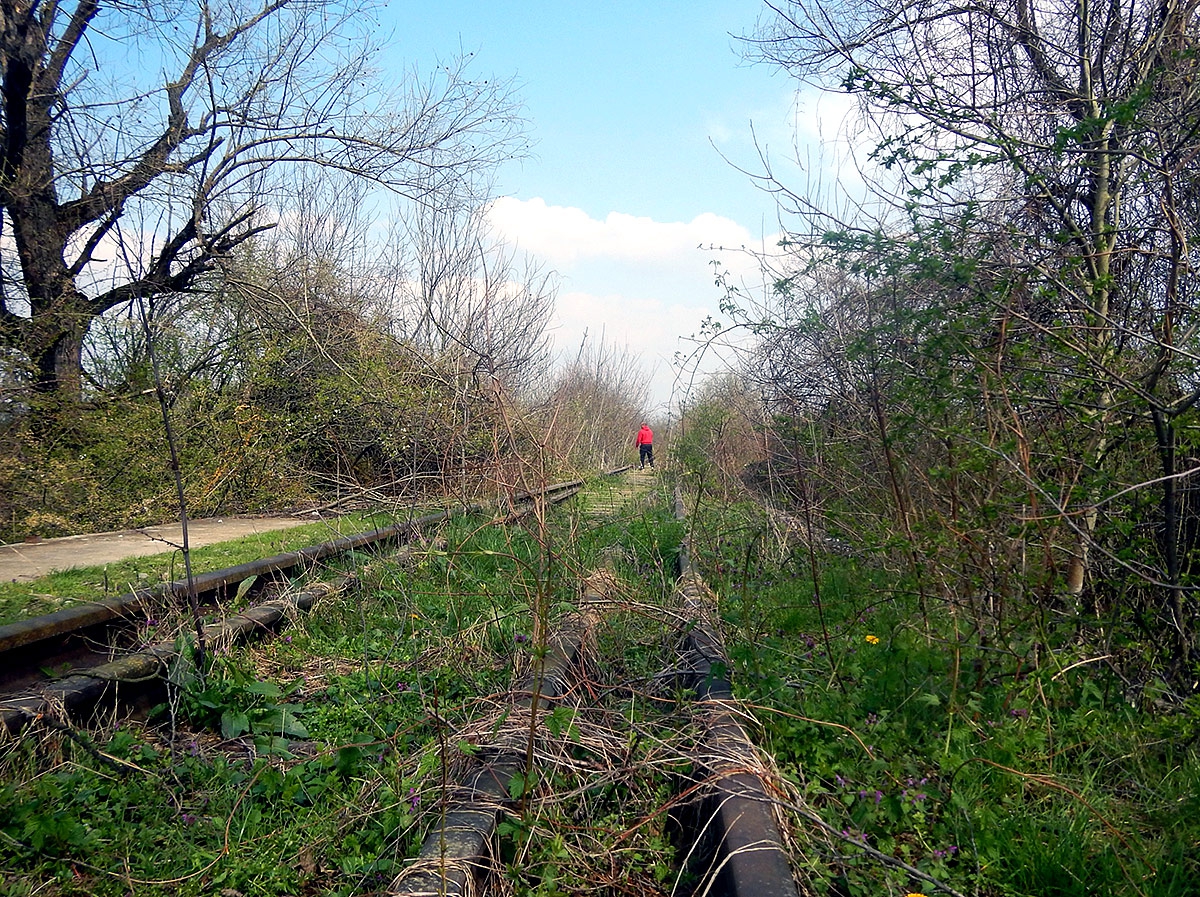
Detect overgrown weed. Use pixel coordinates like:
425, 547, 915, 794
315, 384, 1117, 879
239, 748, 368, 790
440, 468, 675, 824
1, 495, 696, 896
0, 512, 513, 894
694, 501, 1200, 897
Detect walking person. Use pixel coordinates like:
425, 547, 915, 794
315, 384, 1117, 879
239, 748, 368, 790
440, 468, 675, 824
635, 423, 654, 469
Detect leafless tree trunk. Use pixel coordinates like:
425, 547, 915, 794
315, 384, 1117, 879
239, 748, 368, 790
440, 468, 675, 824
0, 0, 526, 398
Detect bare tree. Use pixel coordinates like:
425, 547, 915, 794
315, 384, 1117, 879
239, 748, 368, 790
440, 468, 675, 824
745, 0, 1200, 666
0, 0, 526, 398
390, 194, 556, 393
541, 334, 650, 470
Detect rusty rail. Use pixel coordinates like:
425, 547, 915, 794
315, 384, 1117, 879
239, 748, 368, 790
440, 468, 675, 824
0, 481, 583, 734
672, 485, 799, 897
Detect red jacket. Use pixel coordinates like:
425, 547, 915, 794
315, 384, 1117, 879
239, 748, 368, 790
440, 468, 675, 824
635, 425, 653, 446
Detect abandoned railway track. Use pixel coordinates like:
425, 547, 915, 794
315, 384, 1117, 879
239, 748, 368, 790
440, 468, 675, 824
388, 492, 798, 897
0, 479, 586, 728
0, 471, 802, 897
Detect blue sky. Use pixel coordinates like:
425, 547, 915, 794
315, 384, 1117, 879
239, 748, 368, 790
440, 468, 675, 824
396, 1, 784, 225
387, 2, 851, 413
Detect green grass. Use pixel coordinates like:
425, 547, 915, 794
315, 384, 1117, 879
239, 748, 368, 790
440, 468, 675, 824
0, 490, 691, 897
8, 485, 1190, 897
0, 511, 425, 626
694, 501, 1200, 897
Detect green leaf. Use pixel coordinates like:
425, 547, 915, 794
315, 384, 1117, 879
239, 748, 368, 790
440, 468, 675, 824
254, 735, 295, 757
256, 708, 309, 738
246, 680, 283, 698
221, 710, 249, 738
105, 731, 137, 756
336, 746, 363, 777
883, 793, 904, 823
507, 771, 532, 800
544, 706, 575, 739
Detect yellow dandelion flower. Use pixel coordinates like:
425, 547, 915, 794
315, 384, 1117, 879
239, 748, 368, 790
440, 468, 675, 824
865, 634, 880, 645
905, 893, 929, 897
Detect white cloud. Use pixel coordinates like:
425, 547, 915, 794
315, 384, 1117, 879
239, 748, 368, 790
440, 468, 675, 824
488, 197, 761, 265
487, 197, 778, 414
705, 84, 884, 216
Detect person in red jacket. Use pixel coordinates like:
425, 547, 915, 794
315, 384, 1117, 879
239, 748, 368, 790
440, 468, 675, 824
635, 423, 654, 469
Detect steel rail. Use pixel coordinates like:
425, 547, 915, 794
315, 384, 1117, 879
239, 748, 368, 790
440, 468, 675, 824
0, 481, 583, 734
1, 576, 351, 735
672, 485, 800, 897
0, 478, 582, 657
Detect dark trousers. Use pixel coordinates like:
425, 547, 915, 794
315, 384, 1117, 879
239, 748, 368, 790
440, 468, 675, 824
639, 444, 654, 467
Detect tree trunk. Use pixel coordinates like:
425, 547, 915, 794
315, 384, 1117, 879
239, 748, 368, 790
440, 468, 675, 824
24, 278, 90, 400
47, 326, 85, 399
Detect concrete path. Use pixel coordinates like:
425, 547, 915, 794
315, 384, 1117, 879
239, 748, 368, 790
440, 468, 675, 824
0, 517, 313, 583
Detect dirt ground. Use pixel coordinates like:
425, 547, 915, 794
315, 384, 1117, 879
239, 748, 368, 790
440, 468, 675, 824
0, 516, 313, 583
